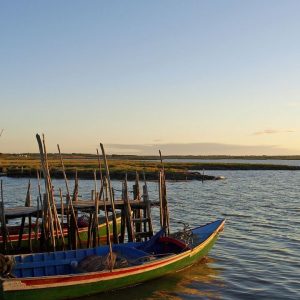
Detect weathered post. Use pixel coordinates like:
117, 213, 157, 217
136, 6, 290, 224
100, 143, 119, 244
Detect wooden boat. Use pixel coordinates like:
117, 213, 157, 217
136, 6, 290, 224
0, 218, 225, 300
0, 215, 122, 250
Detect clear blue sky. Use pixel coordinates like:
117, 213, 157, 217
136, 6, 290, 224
1, 1, 299, 155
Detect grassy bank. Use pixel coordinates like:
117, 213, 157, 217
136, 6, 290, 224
0, 154, 299, 180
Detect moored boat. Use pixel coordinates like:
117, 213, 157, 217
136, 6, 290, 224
0, 218, 225, 300
0, 215, 122, 251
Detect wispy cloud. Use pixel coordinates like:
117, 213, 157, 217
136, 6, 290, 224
105, 142, 296, 156
253, 129, 279, 135
253, 129, 296, 136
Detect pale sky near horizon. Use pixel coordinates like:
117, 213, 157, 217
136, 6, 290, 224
0, 1, 300, 155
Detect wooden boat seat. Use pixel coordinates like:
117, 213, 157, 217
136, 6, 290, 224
157, 236, 190, 254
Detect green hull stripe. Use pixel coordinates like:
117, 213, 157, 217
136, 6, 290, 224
1, 234, 219, 300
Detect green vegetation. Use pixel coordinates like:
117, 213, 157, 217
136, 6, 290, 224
0, 153, 299, 180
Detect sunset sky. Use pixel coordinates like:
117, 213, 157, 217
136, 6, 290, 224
1, 1, 300, 155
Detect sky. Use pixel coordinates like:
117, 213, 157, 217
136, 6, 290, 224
0, 0, 300, 155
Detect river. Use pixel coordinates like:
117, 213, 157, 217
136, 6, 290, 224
1, 169, 299, 299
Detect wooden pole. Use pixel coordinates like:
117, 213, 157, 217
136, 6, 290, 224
26, 180, 32, 252
41, 136, 65, 251
123, 174, 134, 242
70, 175, 80, 249
143, 171, 153, 237
96, 149, 104, 187
59, 189, 65, 244
0, 180, 8, 253
36, 134, 56, 250
100, 143, 118, 244
17, 180, 31, 250
96, 149, 105, 245
159, 150, 170, 235
43, 135, 62, 250
93, 170, 99, 247
57, 144, 82, 249
158, 171, 163, 228
36, 170, 46, 250
133, 172, 142, 240
51, 189, 65, 250
34, 196, 40, 241
103, 177, 114, 271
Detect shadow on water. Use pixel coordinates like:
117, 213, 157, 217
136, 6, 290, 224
75, 257, 223, 300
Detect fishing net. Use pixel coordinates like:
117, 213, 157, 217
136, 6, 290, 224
0, 254, 15, 278
76, 252, 119, 272
77, 215, 90, 228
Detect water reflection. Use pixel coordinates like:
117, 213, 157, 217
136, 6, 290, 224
78, 258, 222, 300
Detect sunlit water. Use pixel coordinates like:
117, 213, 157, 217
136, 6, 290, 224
1, 170, 299, 299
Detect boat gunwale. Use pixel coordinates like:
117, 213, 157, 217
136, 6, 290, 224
1, 219, 225, 291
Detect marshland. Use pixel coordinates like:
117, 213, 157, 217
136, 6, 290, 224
1, 154, 300, 181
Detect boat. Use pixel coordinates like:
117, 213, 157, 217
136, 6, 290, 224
0, 215, 122, 251
0, 218, 225, 300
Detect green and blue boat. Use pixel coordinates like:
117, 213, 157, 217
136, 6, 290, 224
0, 218, 225, 300
0, 215, 121, 250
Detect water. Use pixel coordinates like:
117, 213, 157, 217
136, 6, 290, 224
164, 158, 300, 166
1, 170, 300, 299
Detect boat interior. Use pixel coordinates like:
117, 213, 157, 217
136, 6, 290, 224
11, 219, 223, 279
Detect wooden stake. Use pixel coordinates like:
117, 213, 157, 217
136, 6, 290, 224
123, 174, 134, 242
133, 172, 142, 241
37, 170, 46, 250
27, 180, 32, 252
17, 180, 31, 250
158, 171, 163, 228
59, 189, 64, 243
100, 143, 118, 244
36, 134, 56, 250
93, 170, 99, 247
34, 196, 40, 241
57, 144, 82, 249
0, 180, 8, 253
143, 171, 153, 237
158, 150, 170, 235
103, 177, 114, 271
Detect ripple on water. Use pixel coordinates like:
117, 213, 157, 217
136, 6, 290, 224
2, 170, 300, 300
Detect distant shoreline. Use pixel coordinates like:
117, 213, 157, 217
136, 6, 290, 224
0, 153, 300, 181
1, 153, 300, 160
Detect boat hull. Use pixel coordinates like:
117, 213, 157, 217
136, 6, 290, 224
0, 218, 121, 250
1, 219, 224, 300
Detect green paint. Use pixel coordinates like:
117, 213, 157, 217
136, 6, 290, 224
1, 234, 220, 300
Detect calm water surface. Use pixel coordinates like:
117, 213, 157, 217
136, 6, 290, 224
1, 170, 299, 299
165, 158, 300, 166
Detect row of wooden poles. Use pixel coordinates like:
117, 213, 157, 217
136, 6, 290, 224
35, 134, 122, 253
0, 134, 170, 256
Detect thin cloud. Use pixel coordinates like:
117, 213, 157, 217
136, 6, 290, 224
253, 129, 296, 136
285, 130, 296, 133
253, 129, 279, 135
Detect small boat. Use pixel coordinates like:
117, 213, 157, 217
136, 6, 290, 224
0, 215, 122, 250
0, 219, 225, 300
